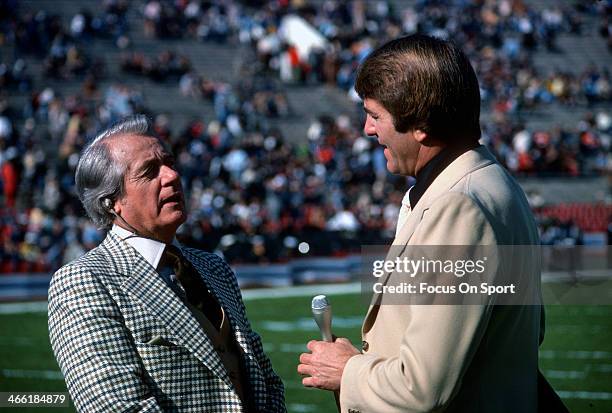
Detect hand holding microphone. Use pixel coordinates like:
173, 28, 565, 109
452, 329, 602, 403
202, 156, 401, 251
298, 294, 360, 394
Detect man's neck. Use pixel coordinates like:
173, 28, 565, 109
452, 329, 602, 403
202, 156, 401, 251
414, 145, 445, 177
113, 221, 174, 244
414, 141, 479, 177
408, 142, 480, 209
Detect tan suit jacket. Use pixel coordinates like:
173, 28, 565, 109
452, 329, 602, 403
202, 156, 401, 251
340, 146, 542, 412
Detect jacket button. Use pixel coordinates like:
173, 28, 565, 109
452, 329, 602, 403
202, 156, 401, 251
362, 341, 369, 352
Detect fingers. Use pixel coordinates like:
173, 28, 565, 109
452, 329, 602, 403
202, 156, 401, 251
302, 375, 318, 387
299, 352, 312, 364
298, 342, 345, 391
297, 363, 315, 377
297, 352, 314, 378
306, 339, 319, 351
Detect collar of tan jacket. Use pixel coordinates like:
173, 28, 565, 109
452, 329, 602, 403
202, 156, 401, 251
394, 145, 496, 246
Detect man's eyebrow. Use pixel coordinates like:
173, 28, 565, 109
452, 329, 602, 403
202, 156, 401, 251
363, 107, 378, 116
133, 156, 159, 172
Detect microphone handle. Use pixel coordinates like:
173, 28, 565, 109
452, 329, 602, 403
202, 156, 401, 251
313, 309, 333, 342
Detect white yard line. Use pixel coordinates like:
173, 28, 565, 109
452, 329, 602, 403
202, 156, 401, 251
287, 403, 317, 412
242, 283, 362, 300
257, 316, 362, 332
557, 391, 612, 400
0, 283, 362, 313
540, 350, 612, 359
0, 337, 38, 346
262, 343, 308, 353
0, 301, 47, 314
591, 364, 612, 373
542, 370, 587, 380
543, 367, 612, 380
1, 369, 63, 380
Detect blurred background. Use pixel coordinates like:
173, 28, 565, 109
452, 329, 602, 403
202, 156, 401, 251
0, 0, 611, 411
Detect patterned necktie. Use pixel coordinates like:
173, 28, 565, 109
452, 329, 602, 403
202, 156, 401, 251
163, 245, 223, 330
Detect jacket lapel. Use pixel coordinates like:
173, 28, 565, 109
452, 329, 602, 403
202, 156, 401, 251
362, 146, 497, 335
180, 249, 250, 350
182, 249, 267, 407
396, 146, 496, 245
105, 233, 232, 387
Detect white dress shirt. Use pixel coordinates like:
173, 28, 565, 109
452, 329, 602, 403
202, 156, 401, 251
395, 188, 413, 237
111, 224, 174, 269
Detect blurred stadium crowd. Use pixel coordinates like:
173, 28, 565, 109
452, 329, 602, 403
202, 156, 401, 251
0, 0, 611, 273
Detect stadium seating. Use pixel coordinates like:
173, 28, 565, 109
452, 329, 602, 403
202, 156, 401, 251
1, 0, 610, 273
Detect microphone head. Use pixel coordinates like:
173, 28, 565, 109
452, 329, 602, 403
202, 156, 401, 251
311, 294, 333, 342
312, 294, 329, 311
102, 198, 114, 211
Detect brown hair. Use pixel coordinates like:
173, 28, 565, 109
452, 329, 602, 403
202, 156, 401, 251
355, 34, 481, 143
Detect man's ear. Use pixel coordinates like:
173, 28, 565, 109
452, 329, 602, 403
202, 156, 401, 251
114, 197, 126, 214
413, 129, 428, 143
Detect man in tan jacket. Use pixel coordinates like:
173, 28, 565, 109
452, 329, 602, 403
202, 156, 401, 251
297, 34, 542, 412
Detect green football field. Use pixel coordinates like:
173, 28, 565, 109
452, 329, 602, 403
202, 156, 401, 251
0, 291, 611, 412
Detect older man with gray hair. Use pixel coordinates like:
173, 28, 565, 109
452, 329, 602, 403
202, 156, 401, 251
48, 115, 286, 412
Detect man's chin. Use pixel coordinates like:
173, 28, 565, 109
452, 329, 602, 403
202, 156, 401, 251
154, 215, 187, 242
386, 163, 399, 175
174, 209, 188, 224
386, 162, 411, 176
164, 208, 187, 226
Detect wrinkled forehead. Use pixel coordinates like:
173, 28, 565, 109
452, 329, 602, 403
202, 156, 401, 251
107, 134, 169, 164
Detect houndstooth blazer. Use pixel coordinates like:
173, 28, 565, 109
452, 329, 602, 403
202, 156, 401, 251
48, 232, 286, 412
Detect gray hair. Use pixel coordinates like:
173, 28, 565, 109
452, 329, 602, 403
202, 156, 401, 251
75, 114, 152, 229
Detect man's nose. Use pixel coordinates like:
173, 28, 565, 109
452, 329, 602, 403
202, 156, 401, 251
160, 164, 180, 185
363, 116, 376, 136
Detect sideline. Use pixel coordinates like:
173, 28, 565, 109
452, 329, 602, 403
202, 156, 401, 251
0, 283, 362, 314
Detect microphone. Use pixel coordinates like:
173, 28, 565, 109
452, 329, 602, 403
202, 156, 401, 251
312, 294, 342, 410
312, 295, 333, 342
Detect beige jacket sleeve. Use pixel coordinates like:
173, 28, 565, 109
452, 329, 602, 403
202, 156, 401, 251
340, 193, 499, 413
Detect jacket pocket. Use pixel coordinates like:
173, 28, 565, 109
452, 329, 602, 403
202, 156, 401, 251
145, 335, 176, 347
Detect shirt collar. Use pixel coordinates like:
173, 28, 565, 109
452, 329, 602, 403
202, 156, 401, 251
408, 144, 480, 209
111, 224, 179, 269
402, 189, 412, 209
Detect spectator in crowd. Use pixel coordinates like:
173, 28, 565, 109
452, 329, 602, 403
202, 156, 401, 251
0, 0, 610, 273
